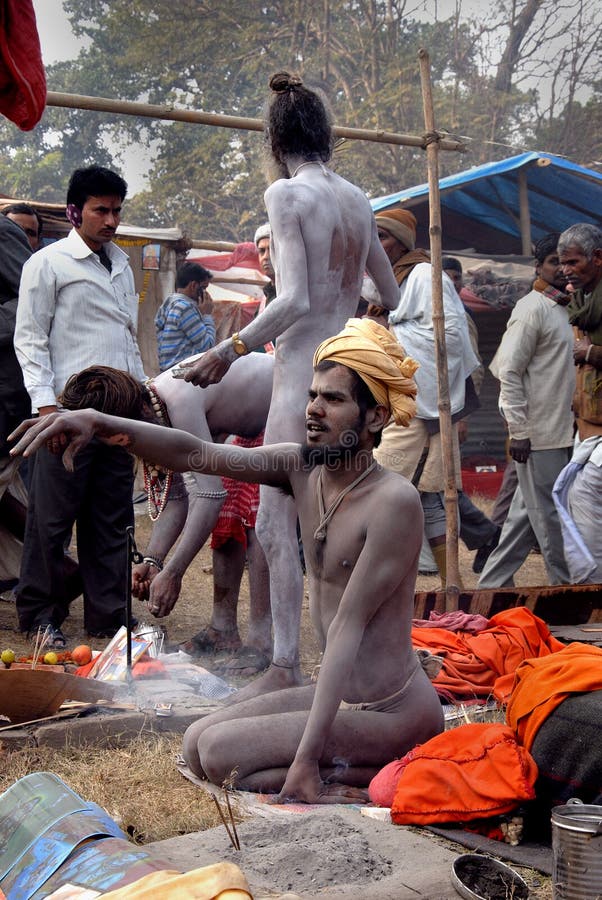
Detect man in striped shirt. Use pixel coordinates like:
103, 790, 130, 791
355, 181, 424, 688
155, 262, 215, 370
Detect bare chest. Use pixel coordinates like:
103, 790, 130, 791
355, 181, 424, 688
298, 485, 368, 586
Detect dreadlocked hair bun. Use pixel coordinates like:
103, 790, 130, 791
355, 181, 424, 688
59, 366, 149, 420
269, 72, 303, 93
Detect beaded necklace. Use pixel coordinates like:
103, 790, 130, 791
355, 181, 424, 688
291, 160, 330, 178
143, 383, 174, 521
313, 459, 377, 542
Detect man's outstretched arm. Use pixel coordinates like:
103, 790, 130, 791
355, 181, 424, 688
9, 409, 297, 489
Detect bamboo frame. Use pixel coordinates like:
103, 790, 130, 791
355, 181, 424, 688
44, 79, 467, 608
45, 91, 466, 153
518, 169, 532, 255
418, 49, 461, 611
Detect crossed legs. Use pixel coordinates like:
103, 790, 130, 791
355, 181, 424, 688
183, 677, 443, 796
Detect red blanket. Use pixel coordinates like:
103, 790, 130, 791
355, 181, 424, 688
411, 607, 564, 703
0, 0, 46, 130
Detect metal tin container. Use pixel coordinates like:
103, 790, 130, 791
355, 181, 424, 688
552, 801, 602, 899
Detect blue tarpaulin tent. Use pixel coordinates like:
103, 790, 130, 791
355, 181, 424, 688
371, 152, 602, 256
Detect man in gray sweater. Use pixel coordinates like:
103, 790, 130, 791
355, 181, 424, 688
478, 233, 574, 588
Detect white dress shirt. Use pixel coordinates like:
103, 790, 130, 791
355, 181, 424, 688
15, 229, 145, 411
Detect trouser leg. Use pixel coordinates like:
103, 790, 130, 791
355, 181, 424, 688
477, 485, 536, 588
458, 490, 498, 550
489, 459, 518, 528
421, 491, 463, 587
76, 443, 134, 634
568, 461, 602, 582
17, 445, 91, 632
518, 448, 571, 585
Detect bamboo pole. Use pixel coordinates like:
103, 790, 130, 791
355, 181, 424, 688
418, 48, 461, 611
45, 91, 465, 153
188, 239, 238, 251
518, 169, 532, 256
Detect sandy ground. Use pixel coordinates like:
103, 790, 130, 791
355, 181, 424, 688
147, 804, 553, 899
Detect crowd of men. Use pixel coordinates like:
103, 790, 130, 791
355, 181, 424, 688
3, 71, 602, 802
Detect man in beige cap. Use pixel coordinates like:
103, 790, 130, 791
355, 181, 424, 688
371, 208, 479, 585
11, 318, 443, 804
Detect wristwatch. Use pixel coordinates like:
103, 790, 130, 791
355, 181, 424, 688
231, 332, 249, 356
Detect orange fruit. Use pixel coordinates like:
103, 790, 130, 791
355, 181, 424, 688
71, 645, 92, 666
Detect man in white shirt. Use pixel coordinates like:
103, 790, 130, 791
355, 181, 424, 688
371, 209, 479, 586
478, 233, 574, 588
14, 165, 145, 646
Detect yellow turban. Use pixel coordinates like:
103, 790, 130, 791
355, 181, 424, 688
313, 318, 419, 427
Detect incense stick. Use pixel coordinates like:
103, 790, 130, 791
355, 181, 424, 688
223, 784, 240, 851
210, 794, 238, 849
31, 625, 50, 669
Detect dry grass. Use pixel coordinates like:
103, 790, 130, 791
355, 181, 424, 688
0, 733, 231, 844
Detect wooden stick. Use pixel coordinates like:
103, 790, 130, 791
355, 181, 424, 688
518, 169, 532, 256
45, 91, 465, 153
31, 625, 50, 669
0, 704, 99, 732
418, 48, 461, 611
223, 785, 241, 851
30, 628, 40, 669
210, 794, 238, 850
188, 239, 238, 251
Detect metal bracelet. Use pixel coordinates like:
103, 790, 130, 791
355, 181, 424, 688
192, 489, 228, 500
143, 555, 164, 572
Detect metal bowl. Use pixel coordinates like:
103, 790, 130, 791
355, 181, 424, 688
451, 853, 529, 900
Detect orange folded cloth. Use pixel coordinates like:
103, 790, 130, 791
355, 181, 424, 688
411, 607, 564, 702
377, 723, 538, 825
506, 641, 602, 750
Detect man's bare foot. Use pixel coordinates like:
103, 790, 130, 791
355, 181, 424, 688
223, 661, 304, 706
216, 646, 271, 678
180, 625, 242, 656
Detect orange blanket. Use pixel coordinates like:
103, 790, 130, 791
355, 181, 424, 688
506, 641, 602, 750
411, 607, 564, 702
386, 723, 538, 825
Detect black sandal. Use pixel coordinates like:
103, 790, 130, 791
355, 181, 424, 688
29, 624, 67, 650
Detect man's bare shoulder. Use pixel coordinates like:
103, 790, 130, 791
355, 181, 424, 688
264, 178, 296, 202
264, 171, 368, 204
374, 467, 422, 513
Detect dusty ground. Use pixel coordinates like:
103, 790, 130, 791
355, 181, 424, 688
0, 493, 547, 663
0, 494, 554, 898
